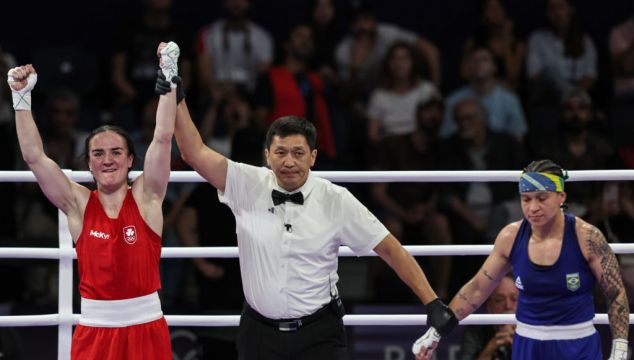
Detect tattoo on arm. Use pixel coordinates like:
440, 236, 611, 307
458, 292, 478, 311
482, 269, 493, 281
586, 226, 629, 339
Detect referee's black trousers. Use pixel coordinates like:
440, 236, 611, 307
236, 306, 348, 360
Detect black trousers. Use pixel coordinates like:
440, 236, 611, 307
236, 307, 348, 360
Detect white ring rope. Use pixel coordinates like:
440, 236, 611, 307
0, 313, 628, 327
3, 243, 634, 259
2, 169, 634, 183
1, 170, 633, 359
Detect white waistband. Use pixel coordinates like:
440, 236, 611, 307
516, 320, 596, 341
79, 291, 163, 327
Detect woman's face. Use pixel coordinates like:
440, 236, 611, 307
483, 0, 507, 28
520, 191, 566, 226
547, 0, 572, 32
87, 131, 133, 191
312, 0, 335, 26
388, 47, 413, 82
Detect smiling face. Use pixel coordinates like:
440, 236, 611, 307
520, 191, 566, 226
265, 134, 317, 192
87, 131, 134, 191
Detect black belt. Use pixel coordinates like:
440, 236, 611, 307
243, 299, 336, 332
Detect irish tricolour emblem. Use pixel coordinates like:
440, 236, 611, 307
123, 225, 137, 245
566, 273, 580, 291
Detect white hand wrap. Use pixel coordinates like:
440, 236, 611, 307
412, 327, 441, 355
7, 68, 37, 111
159, 41, 180, 87
608, 338, 628, 360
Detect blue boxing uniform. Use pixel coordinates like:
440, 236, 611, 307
509, 212, 601, 359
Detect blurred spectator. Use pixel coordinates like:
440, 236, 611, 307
0, 47, 17, 125
609, 14, 634, 99
306, 0, 343, 84
177, 181, 243, 358
40, 89, 89, 170
198, 88, 256, 159
111, 0, 192, 130
459, 274, 518, 360
0, 46, 17, 240
369, 95, 451, 299
526, 0, 597, 105
253, 23, 336, 164
366, 41, 439, 144
131, 97, 182, 171
594, 182, 634, 306
335, 0, 440, 98
196, 0, 273, 101
175, 128, 262, 358
441, 46, 527, 141
534, 88, 618, 219
0, 327, 24, 360
439, 98, 525, 292
464, 0, 526, 91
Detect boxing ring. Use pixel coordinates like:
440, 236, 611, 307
1, 169, 634, 360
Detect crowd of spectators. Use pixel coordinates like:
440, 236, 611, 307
1, 0, 633, 358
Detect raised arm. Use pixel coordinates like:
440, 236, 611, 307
174, 99, 228, 192
154, 58, 229, 192
581, 223, 629, 358
9, 65, 86, 216
137, 42, 179, 205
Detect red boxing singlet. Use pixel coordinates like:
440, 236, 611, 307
76, 189, 162, 300
72, 189, 171, 360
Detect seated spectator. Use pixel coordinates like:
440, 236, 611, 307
0, 46, 17, 241
464, 0, 526, 91
175, 127, 262, 358
526, 0, 597, 105
609, 14, 634, 99
366, 41, 439, 144
40, 89, 89, 170
306, 0, 343, 84
111, 0, 192, 130
335, 0, 440, 97
0, 46, 17, 125
595, 182, 634, 306
439, 98, 525, 293
459, 274, 518, 360
369, 95, 451, 299
196, 0, 273, 100
533, 88, 618, 219
253, 23, 336, 165
441, 46, 527, 141
199, 87, 257, 158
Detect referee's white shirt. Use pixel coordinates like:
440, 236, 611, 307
219, 160, 389, 319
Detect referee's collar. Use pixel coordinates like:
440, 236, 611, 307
272, 171, 316, 200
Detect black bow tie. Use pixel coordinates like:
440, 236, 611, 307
272, 189, 304, 206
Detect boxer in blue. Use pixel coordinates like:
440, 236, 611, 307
413, 159, 629, 360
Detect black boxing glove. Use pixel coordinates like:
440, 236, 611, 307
425, 298, 458, 336
154, 70, 185, 104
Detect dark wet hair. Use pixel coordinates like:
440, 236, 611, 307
522, 159, 568, 179
265, 116, 317, 150
83, 125, 136, 169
